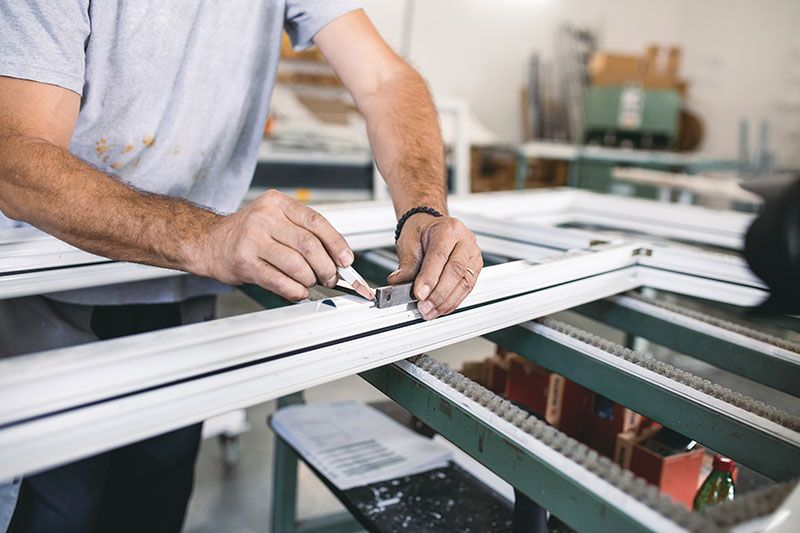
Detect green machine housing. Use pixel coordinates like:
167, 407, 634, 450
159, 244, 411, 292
577, 85, 681, 197
582, 86, 681, 150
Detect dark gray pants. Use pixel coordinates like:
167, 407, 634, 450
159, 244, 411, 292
0, 295, 216, 533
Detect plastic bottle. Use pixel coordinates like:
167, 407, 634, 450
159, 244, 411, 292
693, 454, 735, 511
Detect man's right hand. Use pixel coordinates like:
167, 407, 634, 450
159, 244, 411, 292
0, 80, 354, 299
195, 190, 354, 301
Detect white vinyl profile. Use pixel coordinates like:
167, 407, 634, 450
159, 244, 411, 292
635, 267, 766, 308
1, 189, 753, 275
0, 246, 640, 479
0, 263, 184, 301
0, 191, 759, 301
0, 190, 773, 479
0, 190, 791, 526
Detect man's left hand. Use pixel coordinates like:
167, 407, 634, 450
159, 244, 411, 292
387, 215, 483, 320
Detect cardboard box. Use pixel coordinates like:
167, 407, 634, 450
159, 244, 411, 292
589, 45, 687, 94
582, 396, 643, 458
460, 360, 488, 387
614, 425, 661, 470
470, 147, 516, 192
485, 355, 510, 394
504, 355, 591, 438
628, 432, 705, 508
470, 148, 568, 193
589, 53, 642, 85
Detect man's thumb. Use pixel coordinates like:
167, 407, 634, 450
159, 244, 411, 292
387, 254, 420, 285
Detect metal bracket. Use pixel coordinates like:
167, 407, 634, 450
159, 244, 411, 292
375, 282, 416, 308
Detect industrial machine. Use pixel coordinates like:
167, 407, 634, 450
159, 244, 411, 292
582, 86, 681, 150
0, 189, 797, 532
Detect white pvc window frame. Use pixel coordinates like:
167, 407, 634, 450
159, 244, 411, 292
0, 190, 758, 300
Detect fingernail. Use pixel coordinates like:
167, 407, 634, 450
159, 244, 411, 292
417, 285, 431, 300
388, 269, 401, 279
418, 300, 434, 315
338, 250, 354, 267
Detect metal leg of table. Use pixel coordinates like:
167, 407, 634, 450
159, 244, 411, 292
270, 393, 305, 533
268, 393, 365, 533
515, 154, 528, 190
512, 488, 548, 533
295, 512, 363, 533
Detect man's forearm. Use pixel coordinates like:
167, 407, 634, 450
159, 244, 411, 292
359, 66, 447, 217
313, 11, 482, 318
0, 135, 219, 274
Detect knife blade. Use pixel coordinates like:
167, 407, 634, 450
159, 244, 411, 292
336, 265, 375, 301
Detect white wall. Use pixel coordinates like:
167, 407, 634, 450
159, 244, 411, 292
361, 0, 800, 167
676, 0, 800, 168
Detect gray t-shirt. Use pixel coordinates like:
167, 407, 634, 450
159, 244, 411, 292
0, 0, 361, 305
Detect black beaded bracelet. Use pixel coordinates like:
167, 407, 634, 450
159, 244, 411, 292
395, 206, 444, 242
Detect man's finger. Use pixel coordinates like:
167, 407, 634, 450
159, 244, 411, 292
435, 255, 483, 317
284, 201, 354, 268
251, 261, 309, 302
414, 239, 457, 311
417, 242, 476, 320
387, 234, 423, 284
259, 239, 317, 288
273, 221, 338, 288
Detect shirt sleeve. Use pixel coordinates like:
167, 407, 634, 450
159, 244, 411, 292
284, 0, 363, 51
0, 0, 90, 95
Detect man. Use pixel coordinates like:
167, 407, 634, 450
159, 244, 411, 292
0, 2, 482, 532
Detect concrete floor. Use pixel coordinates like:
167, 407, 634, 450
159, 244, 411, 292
183, 289, 795, 532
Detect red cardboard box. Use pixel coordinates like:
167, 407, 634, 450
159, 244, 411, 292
485, 355, 510, 394
504, 354, 591, 438
629, 434, 705, 508
614, 425, 660, 470
582, 395, 643, 458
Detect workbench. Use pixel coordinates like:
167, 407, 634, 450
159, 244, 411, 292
1, 189, 797, 532
249, 252, 798, 532
268, 395, 515, 533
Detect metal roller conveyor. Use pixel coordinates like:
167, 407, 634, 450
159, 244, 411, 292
362, 355, 798, 533
576, 293, 800, 397
487, 318, 800, 481
349, 245, 800, 481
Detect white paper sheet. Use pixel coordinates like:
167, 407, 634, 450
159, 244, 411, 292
271, 400, 452, 490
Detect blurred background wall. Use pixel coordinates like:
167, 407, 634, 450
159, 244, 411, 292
362, 0, 800, 167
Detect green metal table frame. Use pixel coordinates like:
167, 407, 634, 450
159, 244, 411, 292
483, 326, 798, 482
358, 363, 656, 532
269, 393, 365, 533
245, 254, 798, 531
574, 298, 800, 397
